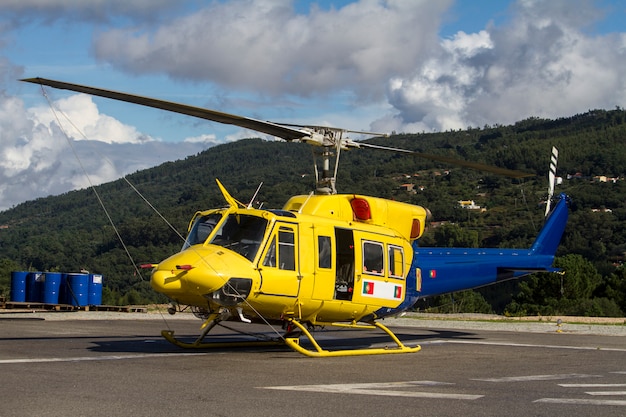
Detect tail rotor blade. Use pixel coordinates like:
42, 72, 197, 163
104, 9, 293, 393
545, 146, 559, 217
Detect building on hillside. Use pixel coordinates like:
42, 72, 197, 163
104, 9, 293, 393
458, 200, 483, 210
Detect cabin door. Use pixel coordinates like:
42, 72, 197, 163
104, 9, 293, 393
334, 228, 355, 300
258, 222, 300, 297
351, 237, 406, 307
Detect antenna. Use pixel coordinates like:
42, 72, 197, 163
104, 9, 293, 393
247, 182, 264, 209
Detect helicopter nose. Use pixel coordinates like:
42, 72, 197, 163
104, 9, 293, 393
151, 263, 220, 306
149, 243, 261, 307
149, 246, 231, 304
150, 268, 183, 296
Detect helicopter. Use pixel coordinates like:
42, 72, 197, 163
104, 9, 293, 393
22, 77, 569, 357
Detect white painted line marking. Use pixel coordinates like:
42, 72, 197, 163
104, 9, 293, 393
260, 381, 483, 401
535, 398, 626, 406
442, 339, 626, 352
0, 352, 207, 364
474, 374, 601, 383
586, 391, 626, 396
560, 383, 626, 388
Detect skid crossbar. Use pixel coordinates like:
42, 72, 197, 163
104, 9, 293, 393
283, 319, 421, 357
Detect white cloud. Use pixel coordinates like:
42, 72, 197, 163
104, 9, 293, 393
28, 93, 152, 144
29, 94, 151, 143
92, 0, 453, 98
89, 0, 626, 135
183, 133, 218, 144
379, 0, 626, 132
0, 91, 209, 211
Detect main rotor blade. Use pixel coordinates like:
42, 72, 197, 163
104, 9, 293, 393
21, 77, 309, 142
22, 77, 534, 179
276, 122, 388, 137
358, 142, 534, 179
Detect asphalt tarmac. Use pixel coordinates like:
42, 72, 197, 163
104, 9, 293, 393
1, 311, 625, 417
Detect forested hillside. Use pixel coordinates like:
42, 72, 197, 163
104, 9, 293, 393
1, 108, 625, 315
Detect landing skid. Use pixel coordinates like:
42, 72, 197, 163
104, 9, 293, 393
161, 329, 284, 350
160, 315, 421, 357
283, 319, 422, 357
161, 311, 283, 350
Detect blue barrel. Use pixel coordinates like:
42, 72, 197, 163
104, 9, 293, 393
26, 272, 44, 302
88, 274, 103, 306
58, 274, 69, 304
42, 272, 62, 304
10, 271, 28, 302
66, 273, 89, 306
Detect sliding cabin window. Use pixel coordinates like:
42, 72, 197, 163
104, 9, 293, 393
362, 241, 384, 276
388, 245, 404, 278
318, 236, 332, 269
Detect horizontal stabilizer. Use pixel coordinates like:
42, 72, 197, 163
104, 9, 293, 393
496, 266, 561, 282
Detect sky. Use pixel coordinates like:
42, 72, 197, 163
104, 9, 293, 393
1, 0, 625, 211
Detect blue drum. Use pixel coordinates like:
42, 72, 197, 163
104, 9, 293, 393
10, 271, 28, 302
65, 273, 89, 306
42, 272, 62, 304
88, 274, 103, 306
26, 272, 44, 302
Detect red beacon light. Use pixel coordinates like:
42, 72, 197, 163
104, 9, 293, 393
410, 218, 421, 239
350, 197, 371, 221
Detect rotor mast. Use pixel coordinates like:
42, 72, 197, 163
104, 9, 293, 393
295, 126, 388, 195
315, 146, 337, 195
305, 128, 345, 195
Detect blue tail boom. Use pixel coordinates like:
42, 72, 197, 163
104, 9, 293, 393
376, 194, 570, 318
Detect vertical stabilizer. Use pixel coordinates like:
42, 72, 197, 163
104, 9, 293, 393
531, 193, 569, 256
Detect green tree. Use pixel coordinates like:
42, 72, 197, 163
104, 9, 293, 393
507, 254, 607, 316
419, 290, 493, 314
0, 258, 22, 297
604, 267, 626, 313
432, 223, 479, 248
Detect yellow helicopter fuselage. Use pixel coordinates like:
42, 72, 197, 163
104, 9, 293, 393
151, 193, 428, 325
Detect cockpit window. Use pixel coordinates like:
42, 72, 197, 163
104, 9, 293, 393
210, 214, 268, 261
183, 212, 223, 250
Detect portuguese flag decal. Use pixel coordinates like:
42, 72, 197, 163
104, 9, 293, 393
362, 280, 402, 300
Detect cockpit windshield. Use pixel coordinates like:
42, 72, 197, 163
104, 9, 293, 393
183, 211, 268, 262
183, 212, 223, 250
210, 214, 268, 261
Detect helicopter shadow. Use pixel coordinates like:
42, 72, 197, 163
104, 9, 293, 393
87, 326, 482, 355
